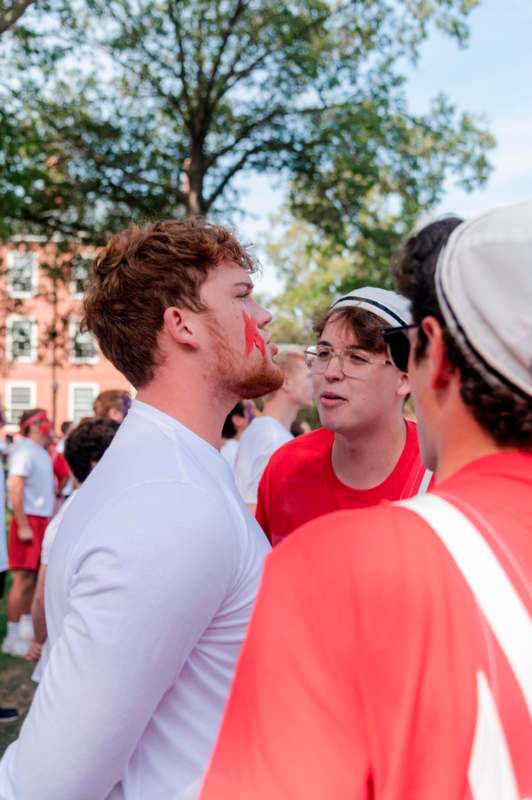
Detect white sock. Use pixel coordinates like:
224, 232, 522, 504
19, 614, 34, 639
7, 621, 19, 639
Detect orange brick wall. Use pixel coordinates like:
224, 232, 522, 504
0, 239, 131, 432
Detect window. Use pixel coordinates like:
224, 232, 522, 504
69, 255, 92, 298
70, 318, 98, 364
68, 382, 99, 424
4, 381, 37, 425
6, 250, 38, 298
6, 315, 37, 363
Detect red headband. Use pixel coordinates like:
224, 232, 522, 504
20, 411, 48, 430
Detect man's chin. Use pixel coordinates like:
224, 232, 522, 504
231, 361, 284, 399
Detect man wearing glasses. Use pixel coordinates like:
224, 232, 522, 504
199, 206, 531, 799
256, 285, 431, 546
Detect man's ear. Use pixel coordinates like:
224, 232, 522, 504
396, 369, 410, 400
421, 316, 453, 390
162, 306, 199, 349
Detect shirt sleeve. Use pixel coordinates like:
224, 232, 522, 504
53, 453, 70, 482
40, 518, 59, 566
8, 447, 32, 478
0, 483, 236, 800
40, 492, 74, 565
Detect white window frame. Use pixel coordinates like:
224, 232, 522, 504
69, 254, 92, 299
69, 317, 99, 365
6, 314, 38, 364
68, 381, 100, 423
4, 380, 37, 428
5, 250, 39, 299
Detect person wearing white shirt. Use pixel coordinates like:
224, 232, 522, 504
28, 418, 120, 679
0, 217, 283, 800
219, 401, 249, 470
1, 409, 54, 658
234, 348, 314, 513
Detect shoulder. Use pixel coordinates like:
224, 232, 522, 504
270, 502, 456, 604
8, 440, 32, 471
238, 417, 291, 458
70, 477, 238, 549
59, 480, 242, 585
265, 428, 333, 472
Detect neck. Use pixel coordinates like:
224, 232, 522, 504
434, 405, 506, 484
331, 411, 407, 489
262, 394, 299, 430
136, 367, 235, 449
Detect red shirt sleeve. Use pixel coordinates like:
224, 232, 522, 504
53, 452, 70, 482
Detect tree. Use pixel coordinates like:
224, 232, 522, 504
260, 216, 360, 343
0, 0, 494, 246
0, 1, 35, 34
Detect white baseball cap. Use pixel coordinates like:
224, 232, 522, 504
330, 286, 412, 327
436, 200, 532, 398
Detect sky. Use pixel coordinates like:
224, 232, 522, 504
236, 0, 532, 297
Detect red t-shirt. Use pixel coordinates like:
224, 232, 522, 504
257, 420, 429, 546
201, 451, 532, 799
52, 452, 70, 491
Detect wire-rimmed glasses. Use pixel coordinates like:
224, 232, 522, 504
304, 344, 392, 378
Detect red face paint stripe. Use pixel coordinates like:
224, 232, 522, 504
254, 330, 266, 356
243, 311, 256, 356
243, 311, 266, 357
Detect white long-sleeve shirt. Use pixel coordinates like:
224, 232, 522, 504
0, 401, 269, 799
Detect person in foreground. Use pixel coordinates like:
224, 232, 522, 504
0, 219, 282, 800
199, 202, 532, 799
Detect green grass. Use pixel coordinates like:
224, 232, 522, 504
0, 571, 38, 756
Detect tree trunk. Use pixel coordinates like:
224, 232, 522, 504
184, 147, 206, 217
0, 1, 35, 35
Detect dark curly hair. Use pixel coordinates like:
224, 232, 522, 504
64, 419, 120, 483
392, 218, 532, 449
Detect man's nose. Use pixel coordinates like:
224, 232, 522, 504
252, 298, 272, 328
323, 353, 343, 379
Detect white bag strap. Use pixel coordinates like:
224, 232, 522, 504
398, 493, 532, 717
417, 468, 433, 494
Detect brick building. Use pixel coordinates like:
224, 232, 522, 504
0, 237, 130, 432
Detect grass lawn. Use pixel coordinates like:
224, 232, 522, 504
0, 574, 37, 756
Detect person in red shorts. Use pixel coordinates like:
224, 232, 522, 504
199, 203, 532, 799
256, 284, 433, 546
1, 409, 54, 658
